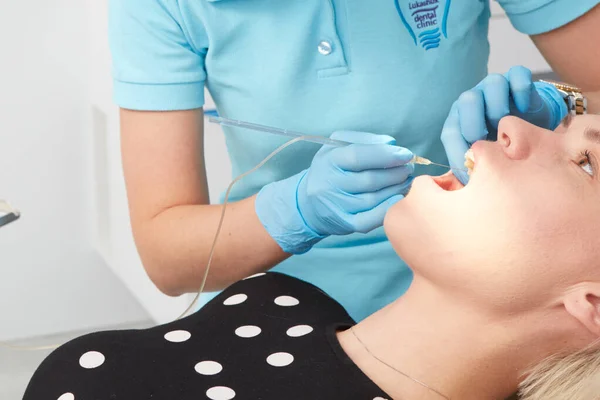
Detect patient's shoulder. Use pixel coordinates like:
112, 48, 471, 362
23, 273, 357, 400
203, 272, 352, 323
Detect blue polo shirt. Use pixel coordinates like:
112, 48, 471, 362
109, 0, 599, 321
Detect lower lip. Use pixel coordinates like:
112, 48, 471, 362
412, 176, 452, 194
431, 171, 465, 191
408, 175, 441, 193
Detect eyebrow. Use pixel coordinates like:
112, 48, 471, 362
584, 126, 600, 145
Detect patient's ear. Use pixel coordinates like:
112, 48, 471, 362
564, 284, 600, 337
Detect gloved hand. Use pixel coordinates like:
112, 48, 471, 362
441, 65, 568, 184
255, 131, 415, 254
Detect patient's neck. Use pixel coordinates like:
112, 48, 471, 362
338, 277, 563, 400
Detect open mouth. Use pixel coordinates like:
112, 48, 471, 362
432, 171, 464, 191
431, 150, 476, 192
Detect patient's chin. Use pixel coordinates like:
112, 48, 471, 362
383, 202, 405, 241
383, 199, 421, 253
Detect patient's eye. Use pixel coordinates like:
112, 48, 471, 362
578, 150, 594, 176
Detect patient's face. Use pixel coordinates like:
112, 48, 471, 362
385, 115, 600, 311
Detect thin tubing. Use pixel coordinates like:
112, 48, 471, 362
0, 124, 464, 351
0, 135, 310, 351
176, 135, 308, 319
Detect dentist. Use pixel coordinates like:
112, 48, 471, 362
108, 0, 600, 321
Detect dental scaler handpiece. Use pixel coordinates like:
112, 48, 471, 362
410, 155, 466, 171
208, 116, 466, 172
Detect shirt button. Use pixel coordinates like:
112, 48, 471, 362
318, 41, 333, 55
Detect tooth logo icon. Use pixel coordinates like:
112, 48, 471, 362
395, 0, 451, 50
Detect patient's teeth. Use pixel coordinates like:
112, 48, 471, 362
464, 149, 475, 175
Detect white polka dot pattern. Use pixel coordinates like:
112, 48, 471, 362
266, 352, 294, 367
164, 330, 191, 343
29, 273, 392, 399
194, 361, 223, 376
274, 296, 299, 307
286, 325, 313, 337
206, 386, 236, 400
79, 351, 105, 369
235, 325, 262, 338
223, 294, 247, 306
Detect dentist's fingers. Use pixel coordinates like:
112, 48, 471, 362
331, 144, 414, 172
340, 164, 414, 194
346, 194, 405, 234
346, 179, 413, 214
506, 66, 534, 114
441, 103, 470, 185
479, 73, 510, 130
457, 89, 488, 144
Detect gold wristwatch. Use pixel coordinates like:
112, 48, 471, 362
539, 79, 588, 116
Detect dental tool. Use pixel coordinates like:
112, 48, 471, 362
5, 114, 470, 355
209, 116, 467, 172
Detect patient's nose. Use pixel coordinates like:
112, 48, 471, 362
497, 116, 543, 160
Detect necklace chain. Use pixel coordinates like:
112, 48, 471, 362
350, 327, 450, 400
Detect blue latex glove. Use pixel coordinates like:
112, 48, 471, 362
441, 65, 568, 184
255, 131, 415, 254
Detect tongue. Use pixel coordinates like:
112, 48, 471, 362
433, 171, 465, 191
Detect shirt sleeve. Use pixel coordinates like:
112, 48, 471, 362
496, 0, 600, 35
108, 0, 208, 111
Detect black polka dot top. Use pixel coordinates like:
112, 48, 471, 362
24, 272, 391, 400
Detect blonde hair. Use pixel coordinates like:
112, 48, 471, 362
518, 342, 600, 400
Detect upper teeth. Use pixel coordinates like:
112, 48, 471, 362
464, 149, 475, 175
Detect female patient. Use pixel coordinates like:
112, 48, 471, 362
24, 114, 600, 400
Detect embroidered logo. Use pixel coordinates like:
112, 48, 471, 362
395, 0, 451, 50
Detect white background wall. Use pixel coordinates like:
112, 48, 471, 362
488, 2, 551, 74
0, 0, 150, 342
0, 1, 553, 343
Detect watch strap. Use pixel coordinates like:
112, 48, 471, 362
539, 79, 587, 116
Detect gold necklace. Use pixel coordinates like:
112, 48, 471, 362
350, 327, 450, 400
